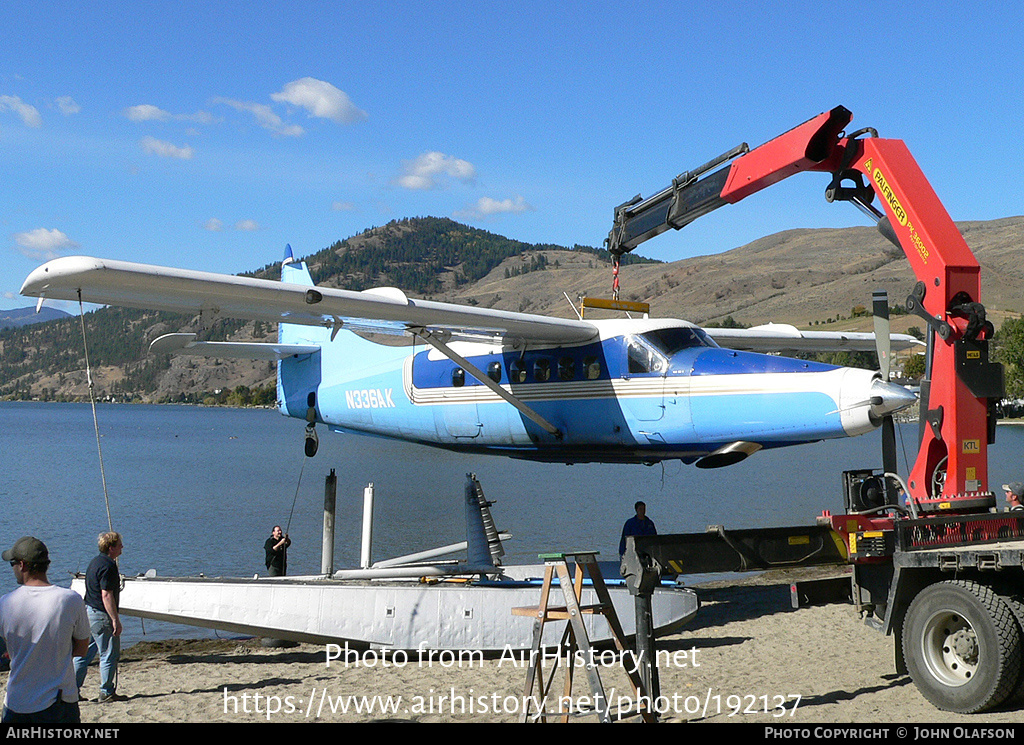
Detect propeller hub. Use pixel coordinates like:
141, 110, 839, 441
868, 377, 918, 418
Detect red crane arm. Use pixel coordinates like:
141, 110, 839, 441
609, 105, 1002, 507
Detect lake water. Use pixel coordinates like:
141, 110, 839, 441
2, 401, 1022, 645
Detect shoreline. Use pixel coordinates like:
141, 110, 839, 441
6, 400, 1024, 427
0, 399, 277, 410
53, 570, 1024, 724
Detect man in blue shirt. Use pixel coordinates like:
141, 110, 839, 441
619, 501, 657, 557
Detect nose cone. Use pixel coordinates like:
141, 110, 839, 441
869, 377, 918, 418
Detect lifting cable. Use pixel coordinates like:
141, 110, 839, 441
78, 292, 115, 533
611, 255, 621, 301
284, 450, 309, 537
78, 294, 124, 654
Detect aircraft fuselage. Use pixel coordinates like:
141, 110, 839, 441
278, 317, 904, 466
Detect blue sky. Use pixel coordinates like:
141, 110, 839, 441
2, 1, 1022, 312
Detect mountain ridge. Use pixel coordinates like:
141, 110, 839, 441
2, 215, 1021, 403
0, 306, 71, 330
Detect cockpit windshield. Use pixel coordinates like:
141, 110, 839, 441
627, 327, 717, 375
640, 327, 717, 356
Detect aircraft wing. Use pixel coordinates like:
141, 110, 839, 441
705, 323, 924, 353
20, 256, 599, 346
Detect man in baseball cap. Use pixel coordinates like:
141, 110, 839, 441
0, 537, 90, 723
1002, 482, 1024, 511
2, 536, 50, 566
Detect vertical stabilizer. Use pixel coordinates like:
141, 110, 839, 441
280, 244, 313, 286
278, 247, 328, 344
277, 246, 326, 419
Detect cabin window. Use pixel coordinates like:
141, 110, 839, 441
510, 359, 527, 383
487, 361, 502, 383
628, 340, 652, 374
558, 356, 575, 381
533, 358, 551, 382
452, 368, 465, 387
584, 356, 601, 380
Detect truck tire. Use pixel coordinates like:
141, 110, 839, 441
902, 580, 1022, 713
994, 591, 1024, 707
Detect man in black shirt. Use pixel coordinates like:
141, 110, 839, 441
73, 532, 124, 702
264, 526, 291, 576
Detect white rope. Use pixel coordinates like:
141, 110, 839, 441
78, 292, 114, 533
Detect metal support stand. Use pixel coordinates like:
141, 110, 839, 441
634, 593, 660, 701
321, 469, 336, 575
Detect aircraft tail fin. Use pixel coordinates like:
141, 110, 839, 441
278, 245, 331, 345
280, 243, 312, 286
276, 245, 327, 420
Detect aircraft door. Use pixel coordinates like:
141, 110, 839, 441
620, 336, 666, 422
662, 351, 696, 445
441, 395, 481, 438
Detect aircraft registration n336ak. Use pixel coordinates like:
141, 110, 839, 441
21, 247, 920, 468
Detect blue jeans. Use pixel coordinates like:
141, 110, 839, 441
74, 607, 120, 696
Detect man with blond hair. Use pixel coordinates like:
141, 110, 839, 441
74, 532, 124, 702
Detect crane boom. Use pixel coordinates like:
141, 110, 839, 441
606, 105, 1003, 508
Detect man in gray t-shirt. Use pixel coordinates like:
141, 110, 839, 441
0, 537, 90, 723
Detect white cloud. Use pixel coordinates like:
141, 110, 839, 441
271, 77, 367, 125
396, 151, 476, 190
126, 104, 218, 125
471, 195, 534, 216
126, 104, 171, 122
0, 95, 42, 127
185, 110, 218, 125
203, 218, 261, 232
140, 136, 194, 159
213, 97, 303, 137
331, 200, 356, 212
12, 228, 78, 260
55, 96, 81, 115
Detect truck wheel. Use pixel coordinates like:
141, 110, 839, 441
902, 580, 1022, 713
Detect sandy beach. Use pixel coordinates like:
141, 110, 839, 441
20, 570, 1022, 725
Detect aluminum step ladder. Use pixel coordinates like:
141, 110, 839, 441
512, 551, 655, 723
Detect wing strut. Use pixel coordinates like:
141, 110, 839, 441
412, 328, 562, 438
